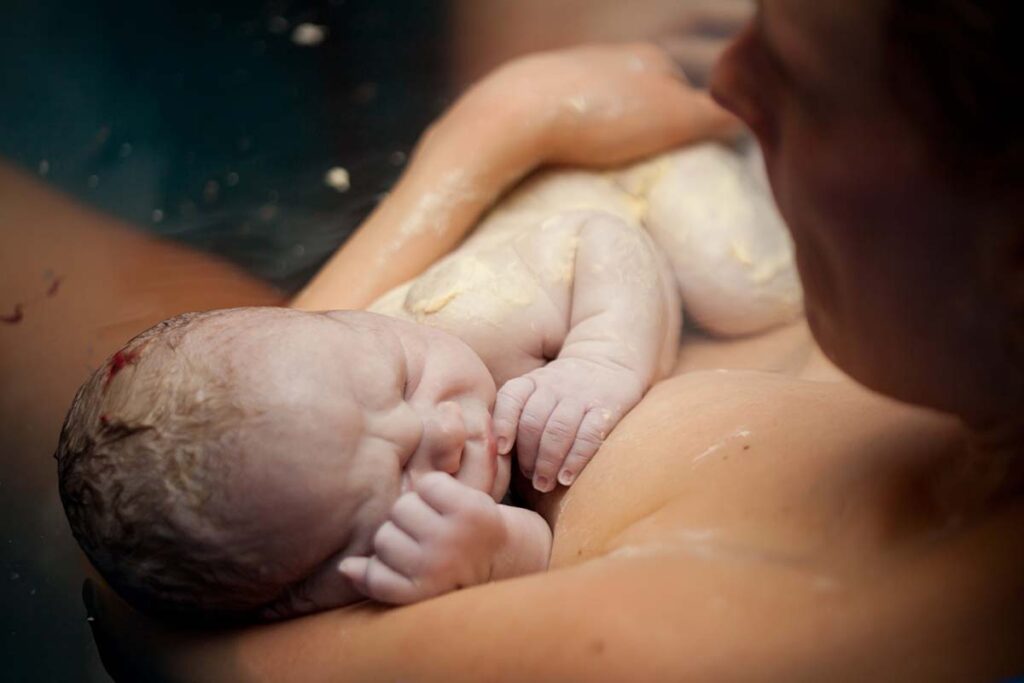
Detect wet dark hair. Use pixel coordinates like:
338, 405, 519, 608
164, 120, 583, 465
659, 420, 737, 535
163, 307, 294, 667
884, 1, 1021, 183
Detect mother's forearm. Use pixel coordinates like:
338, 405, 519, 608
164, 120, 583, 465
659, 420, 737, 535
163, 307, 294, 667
290, 95, 546, 313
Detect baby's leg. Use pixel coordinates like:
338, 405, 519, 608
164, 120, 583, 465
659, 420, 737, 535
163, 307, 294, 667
642, 141, 803, 336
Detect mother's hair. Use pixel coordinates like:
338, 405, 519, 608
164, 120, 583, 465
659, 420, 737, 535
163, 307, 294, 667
884, 1, 1021, 180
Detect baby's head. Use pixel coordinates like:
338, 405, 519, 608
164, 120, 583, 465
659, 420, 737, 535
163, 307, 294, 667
56, 307, 505, 621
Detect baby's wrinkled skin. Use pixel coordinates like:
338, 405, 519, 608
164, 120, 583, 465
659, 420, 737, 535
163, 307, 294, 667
57, 210, 679, 619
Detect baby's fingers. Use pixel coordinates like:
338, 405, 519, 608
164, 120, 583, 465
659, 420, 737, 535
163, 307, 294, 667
493, 376, 536, 456
337, 556, 371, 597
514, 388, 559, 479
373, 521, 422, 578
339, 556, 421, 605
558, 409, 612, 487
532, 398, 586, 493
415, 471, 488, 515
390, 491, 445, 540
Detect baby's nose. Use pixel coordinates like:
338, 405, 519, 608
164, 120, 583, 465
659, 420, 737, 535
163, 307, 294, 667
423, 401, 468, 473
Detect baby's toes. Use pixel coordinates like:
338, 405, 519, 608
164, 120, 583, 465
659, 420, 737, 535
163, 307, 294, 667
532, 398, 585, 493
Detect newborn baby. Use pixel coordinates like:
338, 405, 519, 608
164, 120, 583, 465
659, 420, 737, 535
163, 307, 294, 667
57, 142, 799, 622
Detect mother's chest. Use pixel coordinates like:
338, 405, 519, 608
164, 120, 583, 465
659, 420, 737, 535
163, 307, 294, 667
545, 371, 959, 574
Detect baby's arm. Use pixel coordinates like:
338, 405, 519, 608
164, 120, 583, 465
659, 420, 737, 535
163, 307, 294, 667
340, 473, 551, 605
494, 212, 681, 492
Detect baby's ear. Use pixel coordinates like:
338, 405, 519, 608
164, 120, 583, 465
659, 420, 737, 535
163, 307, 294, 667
260, 551, 362, 621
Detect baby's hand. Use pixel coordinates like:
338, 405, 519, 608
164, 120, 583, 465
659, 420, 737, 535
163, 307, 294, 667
339, 472, 506, 605
493, 358, 645, 493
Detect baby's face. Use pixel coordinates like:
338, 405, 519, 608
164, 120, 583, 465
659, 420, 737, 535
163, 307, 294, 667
190, 308, 506, 582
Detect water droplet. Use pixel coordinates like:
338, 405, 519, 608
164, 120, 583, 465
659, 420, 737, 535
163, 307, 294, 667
291, 23, 327, 46
38, 159, 50, 176
151, 209, 165, 223
87, 175, 100, 189
225, 171, 240, 186
118, 143, 133, 158
324, 166, 351, 192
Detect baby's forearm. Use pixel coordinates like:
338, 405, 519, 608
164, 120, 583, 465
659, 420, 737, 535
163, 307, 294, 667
492, 505, 552, 580
561, 214, 680, 385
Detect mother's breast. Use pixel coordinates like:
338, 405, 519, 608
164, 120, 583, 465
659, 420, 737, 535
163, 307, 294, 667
540, 369, 961, 575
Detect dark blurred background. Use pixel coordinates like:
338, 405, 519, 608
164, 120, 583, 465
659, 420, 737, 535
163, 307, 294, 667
0, 0, 450, 294
0, 1, 749, 679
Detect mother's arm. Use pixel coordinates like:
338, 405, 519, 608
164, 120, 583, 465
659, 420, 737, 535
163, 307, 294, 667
290, 43, 739, 312
83, 552, 820, 683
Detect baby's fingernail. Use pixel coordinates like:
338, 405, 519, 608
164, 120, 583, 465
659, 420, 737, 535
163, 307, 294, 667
558, 470, 575, 486
534, 475, 552, 493
496, 436, 510, 455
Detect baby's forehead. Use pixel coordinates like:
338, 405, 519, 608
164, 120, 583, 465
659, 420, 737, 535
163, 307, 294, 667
183, 309, 407, 410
